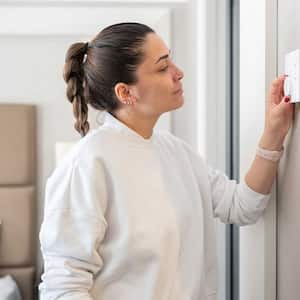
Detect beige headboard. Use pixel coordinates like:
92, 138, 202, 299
0, 104, 37, 300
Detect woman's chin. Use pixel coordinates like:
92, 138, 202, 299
173, 94, 184, 109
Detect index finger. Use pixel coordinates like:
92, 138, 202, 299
269, 75, 286, 104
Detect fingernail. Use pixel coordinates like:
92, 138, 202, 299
284, 96, 290, 102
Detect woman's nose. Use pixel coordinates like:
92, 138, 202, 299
174, 65, 184, 81
177, 68, 184, 80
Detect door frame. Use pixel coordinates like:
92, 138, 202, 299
265, 0, 278, 299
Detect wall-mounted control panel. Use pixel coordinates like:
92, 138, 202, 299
284, 49, 300, 103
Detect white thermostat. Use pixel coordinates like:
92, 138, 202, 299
284, 49, 300, 103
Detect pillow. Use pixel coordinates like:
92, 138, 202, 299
0, 275, 22, 300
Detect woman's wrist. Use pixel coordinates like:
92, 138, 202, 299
258, 130, 285, 151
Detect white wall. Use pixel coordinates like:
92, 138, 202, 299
277, 0, 300, 298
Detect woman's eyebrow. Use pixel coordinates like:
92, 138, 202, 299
155, 49, 171, 64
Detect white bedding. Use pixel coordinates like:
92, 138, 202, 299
0, 275, 22, 300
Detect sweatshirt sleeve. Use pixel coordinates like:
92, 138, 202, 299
207, 164, 271, 226
167, 131, 272, 226
39, 156, 108, 300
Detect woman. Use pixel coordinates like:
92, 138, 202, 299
39, 22, 294, 299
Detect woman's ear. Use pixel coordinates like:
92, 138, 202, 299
114, 82, 131, 104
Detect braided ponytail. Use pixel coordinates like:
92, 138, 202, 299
63, 42, 90, 137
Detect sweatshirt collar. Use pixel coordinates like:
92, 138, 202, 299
100, 111, 155, 146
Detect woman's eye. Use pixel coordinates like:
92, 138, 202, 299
159, 66, 169, 72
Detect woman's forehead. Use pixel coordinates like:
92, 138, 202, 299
142, 33, 170, 65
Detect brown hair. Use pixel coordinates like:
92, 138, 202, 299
63, 22, 155, 137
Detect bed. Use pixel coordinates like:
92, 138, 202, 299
0, 104, 37, 299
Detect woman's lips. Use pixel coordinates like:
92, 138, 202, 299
174, 88, 183, 94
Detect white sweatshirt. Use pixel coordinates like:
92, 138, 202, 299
39, 111, 271, 300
